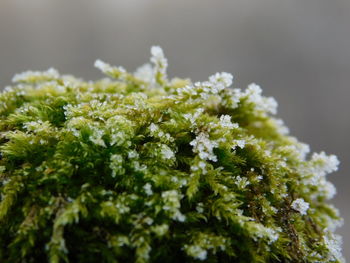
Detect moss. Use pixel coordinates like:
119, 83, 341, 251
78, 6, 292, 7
0, 46, 344, 262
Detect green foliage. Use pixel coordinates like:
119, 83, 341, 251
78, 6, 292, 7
0, 47, 344, 262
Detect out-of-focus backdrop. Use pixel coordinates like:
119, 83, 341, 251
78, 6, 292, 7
0, 0, 349, 258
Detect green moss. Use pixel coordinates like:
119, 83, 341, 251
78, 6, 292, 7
0, 46, 344, 262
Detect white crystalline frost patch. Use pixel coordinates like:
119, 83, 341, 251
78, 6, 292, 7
148, 123, 174, 143
94, 59, 126, 75
233, 139, 246, 149
185, 245, 207, 261
109, 154, 124, 177
265, 227, 279, 244
134, 63, 153, 83
251, 224, 279, 244
311, 152, 339, 177
150, 45, 168, 81
149, 123, 158, 133
324, 234, 344, 262
273, 118, 290, 135
143, 183, 153, 196
209, 72, 233, 88
245, 83, 278, 114
160, 145, 175, 160
12, 68, 59, 83
151, 46, 166, 64
161, 190, 186, 222
234, 176, 250, 189
219, 115, 238, 129
183, 108, 204, 127
323, 181, 337, 200
208, 72, 233, 93
196, 202, 204, 213
89, 126, 106, 147
94, 59, 110, 73
291, 198, 309, 215
190, 132, 218, 162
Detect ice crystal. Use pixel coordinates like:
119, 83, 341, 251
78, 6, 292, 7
143, 183, 153, 196
134, 63, 153, 83
190, 132, 218, 162
324, 234, 344, 262
12, 68, 59, 83
219, 114, 239, 129
291, 198, 310, 215
245, 83, 278, 114
184, 245, 208, 261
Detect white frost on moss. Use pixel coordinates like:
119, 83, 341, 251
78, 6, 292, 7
233, 139, 246, 149
278, 142, 310, 161
143, 183, 153, 196
196, 202, 204, 213
12, 68, 59, 83
94, 59, 110, 73
324, 233, 344, 263
127, 150, 139, 159
150, 46, 168, 84
291, 198, 309, 215
134, 63, 153, 83
148, 123, 174, 143
310, 152, 339, 177
251, 224, 279, 244
184, 245, 207, 261
89, 126, 106, 147
95, 59, 126, 75
219, 115, 239, 129
161, 190, 186, 222
94, 59, 128, 81
191, 160, 208, 175
183, 108, 204, 127
160, 144, 175, 160
321, 181, 337, 200
208, 72, 233, 93
151, 224, 169, 237
233, 176, 250, 189
245, 83, 278, 114
109, 154, 125, 177
190, 132, 218, 162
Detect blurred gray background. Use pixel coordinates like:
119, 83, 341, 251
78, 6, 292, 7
0, 0, 349, 258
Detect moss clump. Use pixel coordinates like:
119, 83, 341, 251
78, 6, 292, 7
0, 46, 344, 262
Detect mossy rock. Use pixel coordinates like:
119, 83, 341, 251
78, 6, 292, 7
0, 46, 344, 262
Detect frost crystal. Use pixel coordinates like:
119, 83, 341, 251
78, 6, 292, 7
12, 68, 59, 83
291, 198, 309, 215
196, 202, 204, 213
160, 145, 175, 160
94, 59, 112, 73
324, 234, 344, 262
150, 46, 168, 85
186, 245, 207, 261
233, 139, 246, 149
208, 72, 233, 92
190, 132, 218, 162
109, 154, 124, 177
134, 63, 153, 83
273, 118, 290, 135
94, 59, 127, 80
310, 151, 339, 177
143, 183, 153, 196
161, 190, 186, 222
89, 126, 106, 147
219, 115, 239, 129
245, 83, 278, 114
